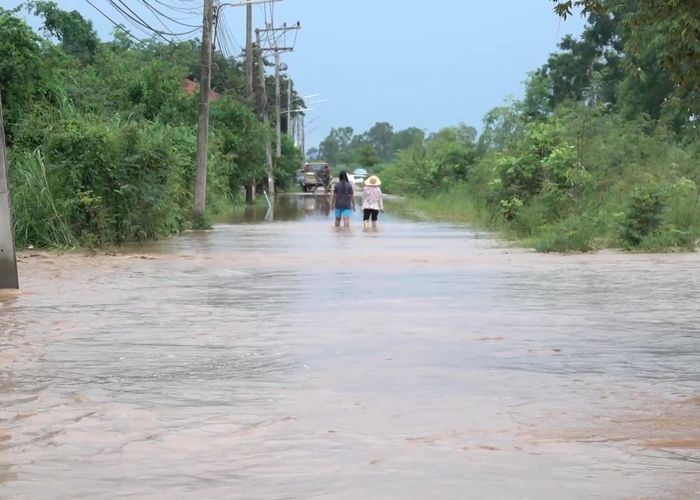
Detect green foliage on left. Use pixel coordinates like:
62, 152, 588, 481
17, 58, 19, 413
12, 103, 202, 245
2, 6, 302, 248
0, 7, 45, 138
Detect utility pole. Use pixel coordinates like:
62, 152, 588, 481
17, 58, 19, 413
193, 0, 214, 227
300, 113, 305, 159
256, 29, 274, 196
245, 1, 253, 101
0, 90, 19, 289
244, 1, 255, 204
274, 51, 282, 158
286, 78, 292, 135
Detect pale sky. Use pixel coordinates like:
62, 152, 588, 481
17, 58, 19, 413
5, 0, 586, 148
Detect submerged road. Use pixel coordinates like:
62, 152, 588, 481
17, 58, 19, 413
1, 194, 699, 498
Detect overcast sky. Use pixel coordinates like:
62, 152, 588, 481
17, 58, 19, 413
5, 0, 586, 148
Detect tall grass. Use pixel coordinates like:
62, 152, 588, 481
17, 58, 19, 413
9, 149, 76, 248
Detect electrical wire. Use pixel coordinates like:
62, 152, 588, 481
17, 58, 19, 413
106, 0, 201, 41
139, 0, 201, 28
85, 0, 144, 42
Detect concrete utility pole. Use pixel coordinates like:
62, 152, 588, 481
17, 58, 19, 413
0, 90, 19, 289
244, 1, 255, 203
193, 0, 214, 227
256, 23, 300, 163
245, 1, 253, 101
274, 51, 282, 158
300, 114, 305, 159
256, 30, 275, 196
245, 1, 254, 101
286, 78, 292, 135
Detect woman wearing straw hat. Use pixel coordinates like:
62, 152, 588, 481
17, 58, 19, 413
361, 175, 384, 231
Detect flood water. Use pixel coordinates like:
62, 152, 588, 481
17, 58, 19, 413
1, 194, 699, 498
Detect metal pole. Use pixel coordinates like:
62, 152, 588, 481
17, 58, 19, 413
0, 89, 19, 289
194, 0, 214, 226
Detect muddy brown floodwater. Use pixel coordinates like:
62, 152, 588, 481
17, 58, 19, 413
1, 194, 699, 499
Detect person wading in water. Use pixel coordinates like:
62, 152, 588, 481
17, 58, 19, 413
332, 170, 355, 228
361, 175, 384, 231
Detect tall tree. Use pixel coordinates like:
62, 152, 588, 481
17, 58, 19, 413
551, 0, 700, 122
28, 1, 99, 63
319, 126, 353, 165
365, 121, 394, 161
392, 127, 425, 153
0, 8, 45, 139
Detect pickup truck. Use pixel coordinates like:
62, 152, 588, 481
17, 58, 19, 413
300, 162, 332, 192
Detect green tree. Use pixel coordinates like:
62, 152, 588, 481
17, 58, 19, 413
0, 8, 45, 138
27, 1, 99, 63
357, 144, 380, 168
210, 96, 267, 194
552, 0, 700, 122
538, 12, 625, 111
365, 121, 395, 161
391, 127, 425, 153
478, 104, 525, 153
319, 126, 353, 165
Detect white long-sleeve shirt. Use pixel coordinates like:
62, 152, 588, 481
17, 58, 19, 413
361, 186, 384, 211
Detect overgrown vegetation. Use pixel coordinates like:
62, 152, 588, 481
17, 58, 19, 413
2, 2, 302, 248
318, 2, 700, 252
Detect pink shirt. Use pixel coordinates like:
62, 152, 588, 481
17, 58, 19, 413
362, 186, 383, 210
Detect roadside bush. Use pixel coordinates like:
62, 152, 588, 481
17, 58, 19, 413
529, 215, 600, 252
618, 186, 665, 247
618, 180, 698, 251
11, 108, 212, 246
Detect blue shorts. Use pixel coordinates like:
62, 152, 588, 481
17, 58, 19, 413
335, 208, 352, 219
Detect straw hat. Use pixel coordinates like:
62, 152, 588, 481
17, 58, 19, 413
364, 175, 381, 186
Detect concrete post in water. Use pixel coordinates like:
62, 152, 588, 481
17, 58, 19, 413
0, 90, 19, 289
194, 0, 214, 226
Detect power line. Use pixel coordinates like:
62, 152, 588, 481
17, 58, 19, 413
105, 0, 173, 42
84, 0, 144, 42
139, 0, 201, 29
106, 0, 201, 41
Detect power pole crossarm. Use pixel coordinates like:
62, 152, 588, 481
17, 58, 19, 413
256, 23, 301, 32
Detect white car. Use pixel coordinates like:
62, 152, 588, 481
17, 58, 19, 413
352, 168, 368, 183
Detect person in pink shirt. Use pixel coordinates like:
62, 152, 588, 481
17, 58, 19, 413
361, 175, 384, 231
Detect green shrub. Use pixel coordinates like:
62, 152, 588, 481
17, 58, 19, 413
11, 109, 211, 246
618, 186, 666, 248
529, 215, 600, 252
